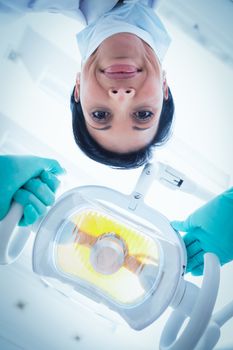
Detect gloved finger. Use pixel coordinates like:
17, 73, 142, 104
184, 234, 204, 267
183, 233, 197, 248
183, 234, 202, 253
13, 189, 47, 217
19, 204, 39, 226
40, 170, 61, 193
23, 178, 55, 206
43, 159, 66, 176
187, 250, 205, 274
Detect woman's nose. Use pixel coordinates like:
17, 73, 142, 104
108, 88, 135, 99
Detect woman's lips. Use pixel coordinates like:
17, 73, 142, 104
102, 64, 141, 79
104, 71, 139, 79
104, 64, 139, 73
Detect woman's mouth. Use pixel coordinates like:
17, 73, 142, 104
102, 64, 142, 79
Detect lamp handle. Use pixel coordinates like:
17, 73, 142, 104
160, 253, 220, 350
0, 201, 31, 265
195, 299, 233, 350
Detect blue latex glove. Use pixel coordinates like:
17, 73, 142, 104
0, 155, 65, 226
171, 187, 233, 276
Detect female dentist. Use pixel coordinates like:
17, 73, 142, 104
0, 0, 174, 168
71, 0, 174, 169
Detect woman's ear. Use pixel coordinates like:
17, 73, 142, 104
74, 72, 81, 102
162, 71, 169, 100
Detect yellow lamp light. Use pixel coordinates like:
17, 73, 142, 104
55, 208, 160, 305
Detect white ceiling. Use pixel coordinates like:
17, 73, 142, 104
158, 0, 233, 69
0, 2, 233, 349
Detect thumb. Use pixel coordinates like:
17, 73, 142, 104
42, 158, 66, 176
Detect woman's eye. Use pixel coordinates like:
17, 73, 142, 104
92, 111, 110, 121
133, 111, 154, 121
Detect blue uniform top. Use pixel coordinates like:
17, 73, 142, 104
77, 0, 170, 63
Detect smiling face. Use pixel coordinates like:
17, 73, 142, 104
75, 33, 168, 153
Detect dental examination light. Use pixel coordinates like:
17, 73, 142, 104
0, 162, 232, 350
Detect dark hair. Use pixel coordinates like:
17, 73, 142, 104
70, 87, 174, 169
